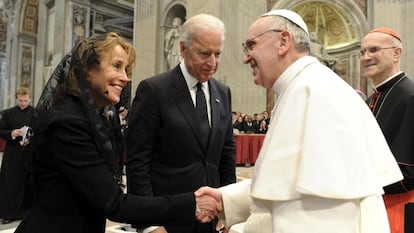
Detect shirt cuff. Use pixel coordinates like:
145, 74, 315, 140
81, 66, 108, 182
143, 226, 160, 233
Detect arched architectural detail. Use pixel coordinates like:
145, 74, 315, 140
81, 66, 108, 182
272, 0, 368, 88
264, 0, 369, 111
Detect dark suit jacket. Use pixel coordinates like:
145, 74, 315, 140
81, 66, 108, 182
14, 96, 196, 233
127, 65, 236, 232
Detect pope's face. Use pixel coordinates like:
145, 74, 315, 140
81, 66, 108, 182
242, 19, 281, 89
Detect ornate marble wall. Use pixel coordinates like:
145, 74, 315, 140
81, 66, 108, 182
133, 0, 372, 115
0, 0, 134, 109
0, 0, 38, 109
133, 0, 267, 115
1, 0, 414, 115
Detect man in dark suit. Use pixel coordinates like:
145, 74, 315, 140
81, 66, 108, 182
127, 13, 236, 233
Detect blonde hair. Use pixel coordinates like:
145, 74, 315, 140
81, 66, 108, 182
15, 86, 31, 98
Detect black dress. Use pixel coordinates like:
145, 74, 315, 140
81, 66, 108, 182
14, 96, 195, 233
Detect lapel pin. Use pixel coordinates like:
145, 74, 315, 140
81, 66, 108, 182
216, 99, 220, 103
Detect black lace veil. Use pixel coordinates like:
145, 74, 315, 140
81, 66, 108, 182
36, 35, 121, 184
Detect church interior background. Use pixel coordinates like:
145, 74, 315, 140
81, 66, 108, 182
0, 0, 414, 116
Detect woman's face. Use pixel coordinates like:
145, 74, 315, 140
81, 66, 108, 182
87, 44, 130, 108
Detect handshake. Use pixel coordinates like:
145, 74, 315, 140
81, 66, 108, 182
194, 186, 226, 229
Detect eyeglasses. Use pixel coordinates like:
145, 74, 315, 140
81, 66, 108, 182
242, 29, 283, 55
359, 46, 396, 57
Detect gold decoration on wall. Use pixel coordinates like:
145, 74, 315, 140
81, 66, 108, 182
0, 8, 7, 53
20, 0, 38, 35
294, 2, 358, 49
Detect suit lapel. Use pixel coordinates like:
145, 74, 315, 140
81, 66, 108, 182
170, 67, 206, 152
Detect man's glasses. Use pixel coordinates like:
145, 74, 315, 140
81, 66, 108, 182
359, 46, 396, 57
242, 29, 283, 55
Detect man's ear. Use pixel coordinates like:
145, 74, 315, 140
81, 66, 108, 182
393, 47, 402, 62
278, 30, 292, 54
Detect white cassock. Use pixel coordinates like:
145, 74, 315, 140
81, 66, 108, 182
221, 56, 403, 233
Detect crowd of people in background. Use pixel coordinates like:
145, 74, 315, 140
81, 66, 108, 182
232, 110, 270, 134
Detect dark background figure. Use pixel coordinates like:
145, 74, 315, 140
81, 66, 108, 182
232, 115, 243, 134
127, 13, 236, 233
241, 115, 255, 134
252, 113, 263, 133
362, 27, 414, 233
0, 86, 37, 224
114, 82, 130, 178
255, 119, 268, 134
116, 105, 128, 176
103, 102, 129, 187
103, 104, 124, 187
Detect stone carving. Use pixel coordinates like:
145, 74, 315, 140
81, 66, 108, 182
21, 45, 33, 87
0, 8, 8, 53
164, 17, 182, 69
73, 5, 86, 48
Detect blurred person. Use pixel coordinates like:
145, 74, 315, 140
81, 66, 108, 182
196, 10, 403, 233
361, 27, 414, 233
252, 113, 263, 132
231, 111, 238, 125
0, 86, 37, 224
255, 120, 268, 134
241, 115, 255, 134
262, 110, 270, 125
127, 13, 236, 233
117, 105, 128, 174
103, 104, 124, 185
232, 116, 244, 133
14, 32, 218, 233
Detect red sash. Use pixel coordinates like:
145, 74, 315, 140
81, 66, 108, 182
0, 138, 5, 152
384, 190, 414, 233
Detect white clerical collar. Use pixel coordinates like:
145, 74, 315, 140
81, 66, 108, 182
373, 71, 404, 89
272, 56, 319, 96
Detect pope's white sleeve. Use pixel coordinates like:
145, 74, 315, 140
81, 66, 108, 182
220, 179, 252, 226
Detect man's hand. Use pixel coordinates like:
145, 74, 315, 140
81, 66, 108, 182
11, 128, 23, 139
194, 186, 224, 223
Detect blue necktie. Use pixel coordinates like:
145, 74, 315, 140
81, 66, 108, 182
196, 82, 210, 148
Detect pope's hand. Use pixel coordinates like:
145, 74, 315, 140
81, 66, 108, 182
194, 186, 224, 223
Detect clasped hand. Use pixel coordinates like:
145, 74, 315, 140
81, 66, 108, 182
194, 186, 223, 223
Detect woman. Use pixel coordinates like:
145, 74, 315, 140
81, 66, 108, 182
15, 32, 216, 233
